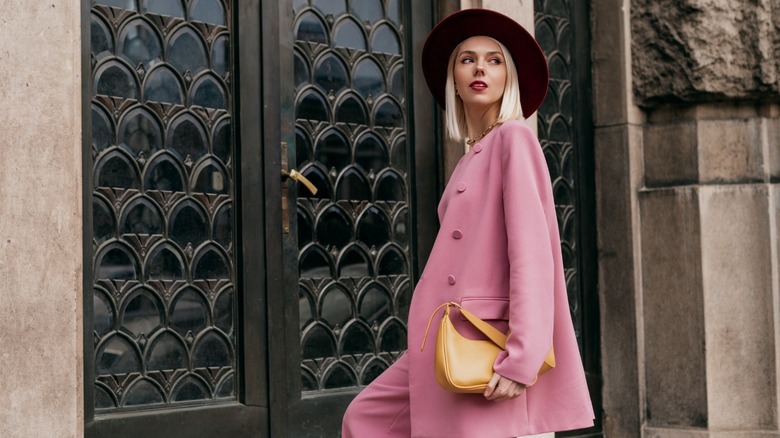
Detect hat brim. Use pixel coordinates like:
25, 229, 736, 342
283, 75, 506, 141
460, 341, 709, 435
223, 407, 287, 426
422, 9, 549, 118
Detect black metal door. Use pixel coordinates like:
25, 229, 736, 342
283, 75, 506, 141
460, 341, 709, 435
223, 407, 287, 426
264, 1, 437, 436
84, 1, 269, 436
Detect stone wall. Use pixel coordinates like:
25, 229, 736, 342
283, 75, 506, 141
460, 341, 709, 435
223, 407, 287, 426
596, 0, 780, 436
632, 0, 780, 105
0, 2, 83, 437
639, 104, 780, 436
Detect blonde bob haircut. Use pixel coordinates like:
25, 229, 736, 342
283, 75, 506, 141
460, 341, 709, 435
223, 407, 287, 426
444, 38, 523, 141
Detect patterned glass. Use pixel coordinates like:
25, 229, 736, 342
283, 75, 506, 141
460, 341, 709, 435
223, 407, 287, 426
293, 0, 410, 393
534, 0, 583, 348
90, 0, 235, 411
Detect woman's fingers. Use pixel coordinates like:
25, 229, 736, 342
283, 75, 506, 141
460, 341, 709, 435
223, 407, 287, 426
485, 373, 525, 401
483, 372, 502, 398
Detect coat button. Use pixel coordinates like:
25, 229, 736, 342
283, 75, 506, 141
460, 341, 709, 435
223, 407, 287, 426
448, 275, 456, 285
473, 143, 483, 153
452, 229, 463, 239
457, 182, 467, 192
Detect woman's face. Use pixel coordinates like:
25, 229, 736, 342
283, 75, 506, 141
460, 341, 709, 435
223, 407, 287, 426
453, 36, 507, 111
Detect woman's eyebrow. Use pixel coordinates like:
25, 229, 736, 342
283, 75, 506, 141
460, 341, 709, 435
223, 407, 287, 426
458, 50, 504, 57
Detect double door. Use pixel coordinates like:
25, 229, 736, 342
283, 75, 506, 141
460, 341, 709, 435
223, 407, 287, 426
85, 1, 436, 436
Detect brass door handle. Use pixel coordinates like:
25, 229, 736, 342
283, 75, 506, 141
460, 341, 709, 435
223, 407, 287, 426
281, 169, 318, 195
281, 141, 317, 234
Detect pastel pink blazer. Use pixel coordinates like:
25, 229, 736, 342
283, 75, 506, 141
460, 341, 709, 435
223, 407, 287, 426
406, 120, 594, 437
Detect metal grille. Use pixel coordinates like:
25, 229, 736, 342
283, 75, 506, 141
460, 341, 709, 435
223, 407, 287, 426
89, 0, 236, 411
534, 0, 583, 348
292, 0, 411, 393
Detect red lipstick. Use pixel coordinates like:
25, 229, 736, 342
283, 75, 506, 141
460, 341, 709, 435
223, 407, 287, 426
469, 80, 488, 91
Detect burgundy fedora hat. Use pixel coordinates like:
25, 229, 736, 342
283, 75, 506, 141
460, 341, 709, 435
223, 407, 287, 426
422, 8, 549, 118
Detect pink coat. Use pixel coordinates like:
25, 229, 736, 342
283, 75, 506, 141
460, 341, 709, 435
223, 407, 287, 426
407, 120, 594, 437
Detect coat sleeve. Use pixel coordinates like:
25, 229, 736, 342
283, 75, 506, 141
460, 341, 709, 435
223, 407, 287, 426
492, 123, 557, 386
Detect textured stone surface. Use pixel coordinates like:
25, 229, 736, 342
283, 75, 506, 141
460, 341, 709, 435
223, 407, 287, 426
640, 187, 708, 428
700, 186, 775, 429
697, 118, 764, 183
644, 103, 779, 187
595, 123, 644, 438
0, 1, 83, 437
592, 2, 646, 437
632, 0, 780, 106
644, 120, 698, 186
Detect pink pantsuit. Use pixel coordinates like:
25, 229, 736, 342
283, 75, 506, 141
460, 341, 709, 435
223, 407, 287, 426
343, 121, 594, 437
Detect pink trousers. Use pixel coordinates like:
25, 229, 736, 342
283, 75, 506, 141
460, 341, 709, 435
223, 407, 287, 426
342, 354, 411, 437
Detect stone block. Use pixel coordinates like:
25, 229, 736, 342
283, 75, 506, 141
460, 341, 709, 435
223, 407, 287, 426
631, 0, 780, 106
766, 117, 780, 180
700, 186, 775, 429
595, 124, 643, 437
640, 187, 708, 428
644, 120, 698, 187
697, 118, 764, 183
591, 0, 628, 127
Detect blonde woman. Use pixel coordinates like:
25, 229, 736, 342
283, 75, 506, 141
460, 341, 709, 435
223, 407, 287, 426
342, 9, 594, 437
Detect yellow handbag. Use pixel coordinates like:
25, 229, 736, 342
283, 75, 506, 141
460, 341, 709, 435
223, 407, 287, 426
420, 302, 556, 393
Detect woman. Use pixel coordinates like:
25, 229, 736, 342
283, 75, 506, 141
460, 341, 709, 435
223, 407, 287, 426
342, 9, 594, 437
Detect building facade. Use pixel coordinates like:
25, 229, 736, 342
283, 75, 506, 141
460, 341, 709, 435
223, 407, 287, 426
0, 0, 778, 437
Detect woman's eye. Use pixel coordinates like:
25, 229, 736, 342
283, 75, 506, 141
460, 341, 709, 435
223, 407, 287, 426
461, 57, 474, 64
489, 58, 502, 64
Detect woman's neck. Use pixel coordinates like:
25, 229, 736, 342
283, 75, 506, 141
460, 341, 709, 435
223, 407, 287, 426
464, 104, 501, 140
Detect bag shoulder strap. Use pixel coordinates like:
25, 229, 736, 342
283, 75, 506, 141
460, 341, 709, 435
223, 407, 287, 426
420, 302, 508, 351
420, 302, 450, 351
458, 305, 507, 349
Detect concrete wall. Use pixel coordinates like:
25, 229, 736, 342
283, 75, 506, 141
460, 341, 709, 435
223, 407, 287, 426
0, 1, 83, 437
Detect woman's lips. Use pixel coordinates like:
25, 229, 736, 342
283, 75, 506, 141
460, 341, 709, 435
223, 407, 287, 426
470, 81, 488, 90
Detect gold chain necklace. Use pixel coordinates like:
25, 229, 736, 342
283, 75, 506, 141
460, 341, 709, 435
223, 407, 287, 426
466, 121, 502, 146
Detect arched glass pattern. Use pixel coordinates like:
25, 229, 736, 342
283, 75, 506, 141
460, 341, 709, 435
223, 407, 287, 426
92, 102, 115, 152
370, 24, 401, 55
95, 60, 139, 100
167, 27, 209, 76
145, 0, 184, 18
295, 11, 329, 45
91, 13, 114, 58
294, 1, 412, 394
350, 0, 383, 24
333, 18, 366, 50
143, 66, 184, 105
534, 0, 593, 362
89, 2, 237, 412
190, 0, 225, 25
313, 52, 349, 95
353, 58, 385, 99
211, 34, 230, 78
118, 107, 163, 157
117, 18, 163, 70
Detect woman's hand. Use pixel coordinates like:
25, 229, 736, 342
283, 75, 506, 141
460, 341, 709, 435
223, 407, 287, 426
483, 372, 526, 401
